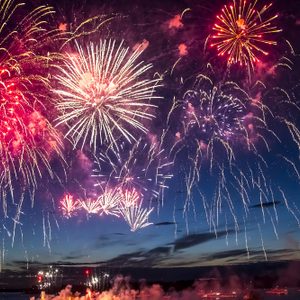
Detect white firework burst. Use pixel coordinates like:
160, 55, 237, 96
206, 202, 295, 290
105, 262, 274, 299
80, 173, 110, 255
54, 39, 162, 152
79, 198, 102, 215
97, 187, 122, 217
120, 200, 154, 232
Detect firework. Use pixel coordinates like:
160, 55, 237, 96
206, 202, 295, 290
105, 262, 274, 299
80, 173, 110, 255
58, 186, 153, 231
60, 194, 81, 218
93, 138, 173, 203
210, 0, 281, 69
54, 39, 161, 152
120, 188, 140, 208
80, 198, 102, 215
0, 0, 64, 216
173, 75, 251, 173
169, 76, 252, 231
183, 76, 249, 143
97, 187, 122, 217
167, 68, 300, 251
119, 192, 153, 232
0, 77, 63, 212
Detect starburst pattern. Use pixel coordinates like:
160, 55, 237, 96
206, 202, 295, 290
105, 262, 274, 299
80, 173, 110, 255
60, 194, 81, 218
183, 76, 249, 143
119, 195, 153, 232
97, 187, 122, 217
80, 198, 102, 215
54, 40, 161, 152
210, 0, 281, 69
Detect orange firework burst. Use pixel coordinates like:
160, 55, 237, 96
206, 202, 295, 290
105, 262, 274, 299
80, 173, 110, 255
210, 0, 281, 69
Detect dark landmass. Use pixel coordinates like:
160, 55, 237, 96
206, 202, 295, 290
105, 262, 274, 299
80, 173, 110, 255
1, 260, 300, 292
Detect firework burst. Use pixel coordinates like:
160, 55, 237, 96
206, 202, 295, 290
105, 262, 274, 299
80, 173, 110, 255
172, 75, 252, 173
210, 0, 281, 69
167, 76, 252, 232
54, 39, 162, 152
97, 187, 122, 217
119, 191, 153, 232
183, 76, 249, 143
80, 198, 102, 215
0, 0, 65, 217
120, 188, 140, 208
60, 194, 81, 218
58, 187, 154, 231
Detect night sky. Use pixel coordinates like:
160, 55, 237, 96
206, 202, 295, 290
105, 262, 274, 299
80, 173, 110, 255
1, 0, 300, 287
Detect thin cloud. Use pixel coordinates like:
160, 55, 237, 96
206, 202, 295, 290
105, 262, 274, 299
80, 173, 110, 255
62, 254, 86, 260
173, 230, 234, 251
154, 221, 176, 226
249, 200, 281, 208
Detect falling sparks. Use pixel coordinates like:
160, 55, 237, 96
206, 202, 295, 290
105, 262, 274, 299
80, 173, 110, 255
166, 70, 300, 254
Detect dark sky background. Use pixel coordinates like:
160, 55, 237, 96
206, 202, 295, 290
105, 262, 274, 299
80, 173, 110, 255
1, 0, 300, 287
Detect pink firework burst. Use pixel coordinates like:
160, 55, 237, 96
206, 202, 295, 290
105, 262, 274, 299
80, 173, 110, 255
60, 194, 81, 218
